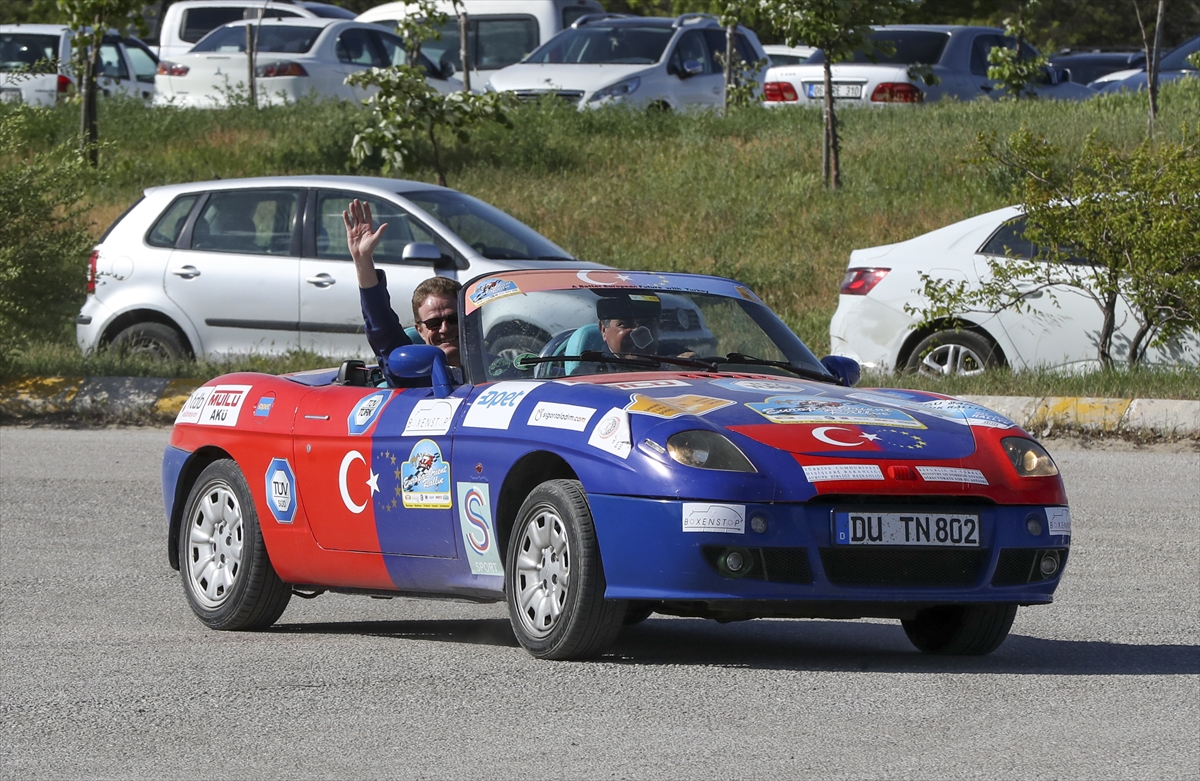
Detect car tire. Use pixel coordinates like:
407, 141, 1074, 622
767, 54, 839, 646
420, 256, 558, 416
505, 479, 625, 659
904, 330, 1000, 377
110, 322, 188, 360
179, 460, 291, 631
901, 604, 1017, 655
489, 333, 544, 362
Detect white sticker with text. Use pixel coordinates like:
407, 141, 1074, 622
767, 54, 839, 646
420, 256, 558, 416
462, 382, 542, 430
916, 466, 989, 485
682, 503, 746, 534
403, 398, 463, 436
1047, 507, 1071, 536
527, 401, 595, 432
586, 408, 632, 459
802, 464, 885, 482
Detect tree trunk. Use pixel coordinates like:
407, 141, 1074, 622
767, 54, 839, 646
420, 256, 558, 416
458, 10, 470, 93
723, 23, 734, 112
80, 27, 100, 167
428, 125, 446, 187
1097, 286, 1119, 368
822, 59, 840, 189
1148, 0, 1165, 128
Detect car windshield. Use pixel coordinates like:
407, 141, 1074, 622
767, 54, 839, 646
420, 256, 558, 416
402, 190, 572, 261
807, 30, 949, 65
1159, 35, 1200, 71
0, 33, 59, 70
461, 271, 831, 383
190, 24, 321, 54
525, 25, 675, 65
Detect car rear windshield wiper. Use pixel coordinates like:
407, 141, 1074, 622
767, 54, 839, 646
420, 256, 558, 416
708, 352, 838, 384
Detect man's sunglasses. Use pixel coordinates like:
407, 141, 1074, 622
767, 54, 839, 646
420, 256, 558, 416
418, 314, 458, 331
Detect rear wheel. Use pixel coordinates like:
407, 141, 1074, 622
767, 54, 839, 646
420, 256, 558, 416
904, 330, 1000, 377
902, 604, 1017, 655
110, 322, 188, 361
178, 460, 291, 631
505, 479, 625, 659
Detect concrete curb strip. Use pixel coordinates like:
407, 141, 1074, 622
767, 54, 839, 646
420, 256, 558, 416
0, 377, 1197, 436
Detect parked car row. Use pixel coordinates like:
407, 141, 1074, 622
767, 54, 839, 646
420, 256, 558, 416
0, 23, 158, 105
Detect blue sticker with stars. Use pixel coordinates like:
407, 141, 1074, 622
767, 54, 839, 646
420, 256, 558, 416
746, 397, 925, 428
400, 439, 451, 509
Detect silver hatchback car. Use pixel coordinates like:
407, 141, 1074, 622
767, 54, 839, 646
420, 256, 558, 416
78, 175, 713, 361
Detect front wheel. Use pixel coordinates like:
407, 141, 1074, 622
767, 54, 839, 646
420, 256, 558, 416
901, 604, 1017, 655
178, 460, 291, 630
505, 479, 625, 659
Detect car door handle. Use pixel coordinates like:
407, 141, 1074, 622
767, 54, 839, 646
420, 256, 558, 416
979, 84, 993, 93
306, 273, 336, 288
171, 265, 200, 279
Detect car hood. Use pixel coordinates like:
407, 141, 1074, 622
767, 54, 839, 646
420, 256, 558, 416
488, 62, 651, 93
560, 373, 1011, 460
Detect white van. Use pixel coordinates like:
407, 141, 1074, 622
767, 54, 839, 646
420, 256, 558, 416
153, 0, 355, 59
356, 0, 603, 86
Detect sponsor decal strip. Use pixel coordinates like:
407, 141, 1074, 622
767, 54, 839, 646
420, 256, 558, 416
527, 401, 595, 431
915, 466, 989, 485
802, 464, 885, 482
1047, 507, 1071, 536
456, 483, 505, 575
682, 503, 745, 534
463, 381, 542, 430
403, 397, 464, 436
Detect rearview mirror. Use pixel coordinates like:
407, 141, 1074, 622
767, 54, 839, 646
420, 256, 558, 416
821, 355, 861, 387
386, 344, 454, 397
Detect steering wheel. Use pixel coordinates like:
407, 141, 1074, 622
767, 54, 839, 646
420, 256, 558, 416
532, 328, 576, 379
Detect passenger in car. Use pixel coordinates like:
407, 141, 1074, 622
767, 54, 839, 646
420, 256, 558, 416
597, 293, 661, 357
344, 198, 462, 368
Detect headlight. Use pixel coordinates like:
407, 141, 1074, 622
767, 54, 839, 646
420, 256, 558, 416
587, 77, 640, 103
666, 430, 756, 472
1001, 437, 1059, 477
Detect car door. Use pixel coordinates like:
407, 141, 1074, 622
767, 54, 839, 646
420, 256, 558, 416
973, 216, 1118, 370
667, 29, 722, 107
96, 38, 138, 98
965, 33, 1004, 100
299, 188, 458, 359
335, 26, 384, 101
121, 38, 158, 100
292, 384, 466, 558
163, 188, 302, 356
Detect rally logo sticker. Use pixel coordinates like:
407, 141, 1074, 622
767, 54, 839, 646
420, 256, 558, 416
748, 397, 924, 428
403, 397, 463, 436
915, 466, 989, 485
682, 503, 745, 534
527, 401, 595, 432
253, 394, 275, 418
624, 394, 686, 418
401, 439, 451, 509
587, 408, 632, 459
348, 391, 391, 436
605, 379, 691, 390
656, 394, 734, 416
182, 384, 253, 427
456, 483, 504, 576
710, 378, 812, 395
176, 386, 213, 425
264, 458, 296, 523
802, 464, 885, 482
468, 278, 520, 307
463, 382, 542, 429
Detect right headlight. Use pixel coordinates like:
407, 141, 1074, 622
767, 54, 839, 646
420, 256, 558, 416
1001, 437, 1059, 477
666, 430, 756, 472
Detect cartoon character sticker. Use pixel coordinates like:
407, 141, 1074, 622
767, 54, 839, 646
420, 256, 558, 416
747, 397, 925, 428
400, 439, 451, 509
456, 483, 504, 576
468, 278, 520, 307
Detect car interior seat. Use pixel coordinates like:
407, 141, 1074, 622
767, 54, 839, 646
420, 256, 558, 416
563, 323, 603, 374
214, 211, 258, 252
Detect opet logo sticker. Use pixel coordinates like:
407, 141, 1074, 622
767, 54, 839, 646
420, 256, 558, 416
456, 483, 504, 576
462, 381, 542, 430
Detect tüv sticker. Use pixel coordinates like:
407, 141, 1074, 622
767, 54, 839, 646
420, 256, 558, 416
264, 458, 296, 523
348, 391, 390, 436
682, 503, 746, 534
456, 482, 504, 576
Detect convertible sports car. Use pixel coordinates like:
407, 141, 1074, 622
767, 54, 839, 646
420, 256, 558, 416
163, 269, 1070, 660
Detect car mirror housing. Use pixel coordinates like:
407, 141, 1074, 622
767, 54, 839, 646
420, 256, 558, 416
682, 58, 704, 78
439, 59, 456, 80
402, 242, 442, 262
387, 344, 454, 397
821, 355, 861, 387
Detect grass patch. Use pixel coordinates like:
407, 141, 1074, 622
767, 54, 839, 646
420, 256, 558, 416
863, 365, 1200, 400
2, 82, 1198, 397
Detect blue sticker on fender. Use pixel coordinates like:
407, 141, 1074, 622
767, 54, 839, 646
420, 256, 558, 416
348, 391, 390, 436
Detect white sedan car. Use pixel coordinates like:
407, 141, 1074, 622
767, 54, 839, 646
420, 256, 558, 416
828, 206, 1199, 375
154, 18, 458, 108
1, 24, 158, 105
763, 25, 1094, 106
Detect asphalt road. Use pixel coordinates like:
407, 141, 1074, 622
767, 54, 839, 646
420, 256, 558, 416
1, 427, 1197, 780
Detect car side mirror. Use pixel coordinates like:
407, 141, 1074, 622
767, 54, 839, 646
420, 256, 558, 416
681, 58, 704, 78
821, 355, 861, 387
439, 59, 456, 80
402, 241, 442, 262
387, 344, 454, 397
1055, 67, 1071, 83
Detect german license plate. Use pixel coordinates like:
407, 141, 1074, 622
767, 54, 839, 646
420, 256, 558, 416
833, 511, 981, 547
806, 83, 862, 99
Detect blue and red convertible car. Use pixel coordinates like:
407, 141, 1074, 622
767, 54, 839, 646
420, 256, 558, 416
163, 269, 1070, 659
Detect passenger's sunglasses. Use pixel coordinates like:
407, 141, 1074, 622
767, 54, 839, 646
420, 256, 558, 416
418, 314, 458, 331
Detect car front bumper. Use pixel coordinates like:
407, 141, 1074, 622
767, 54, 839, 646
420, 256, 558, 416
589, 494, 1069, 613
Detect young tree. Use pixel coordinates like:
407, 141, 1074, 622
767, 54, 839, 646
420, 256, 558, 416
759, 0, 907, 189
985, 3, 1048, 100
909, 128, 1200, 369
348, 0, 516, 186
1134, 0, 1166, 136
56, 0, 145, 166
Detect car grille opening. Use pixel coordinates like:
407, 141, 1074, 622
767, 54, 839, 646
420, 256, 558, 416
819, 548, 988, 587
512, 90, 583, 106
701, 546, 813, 584
991, 548, 1069, 585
